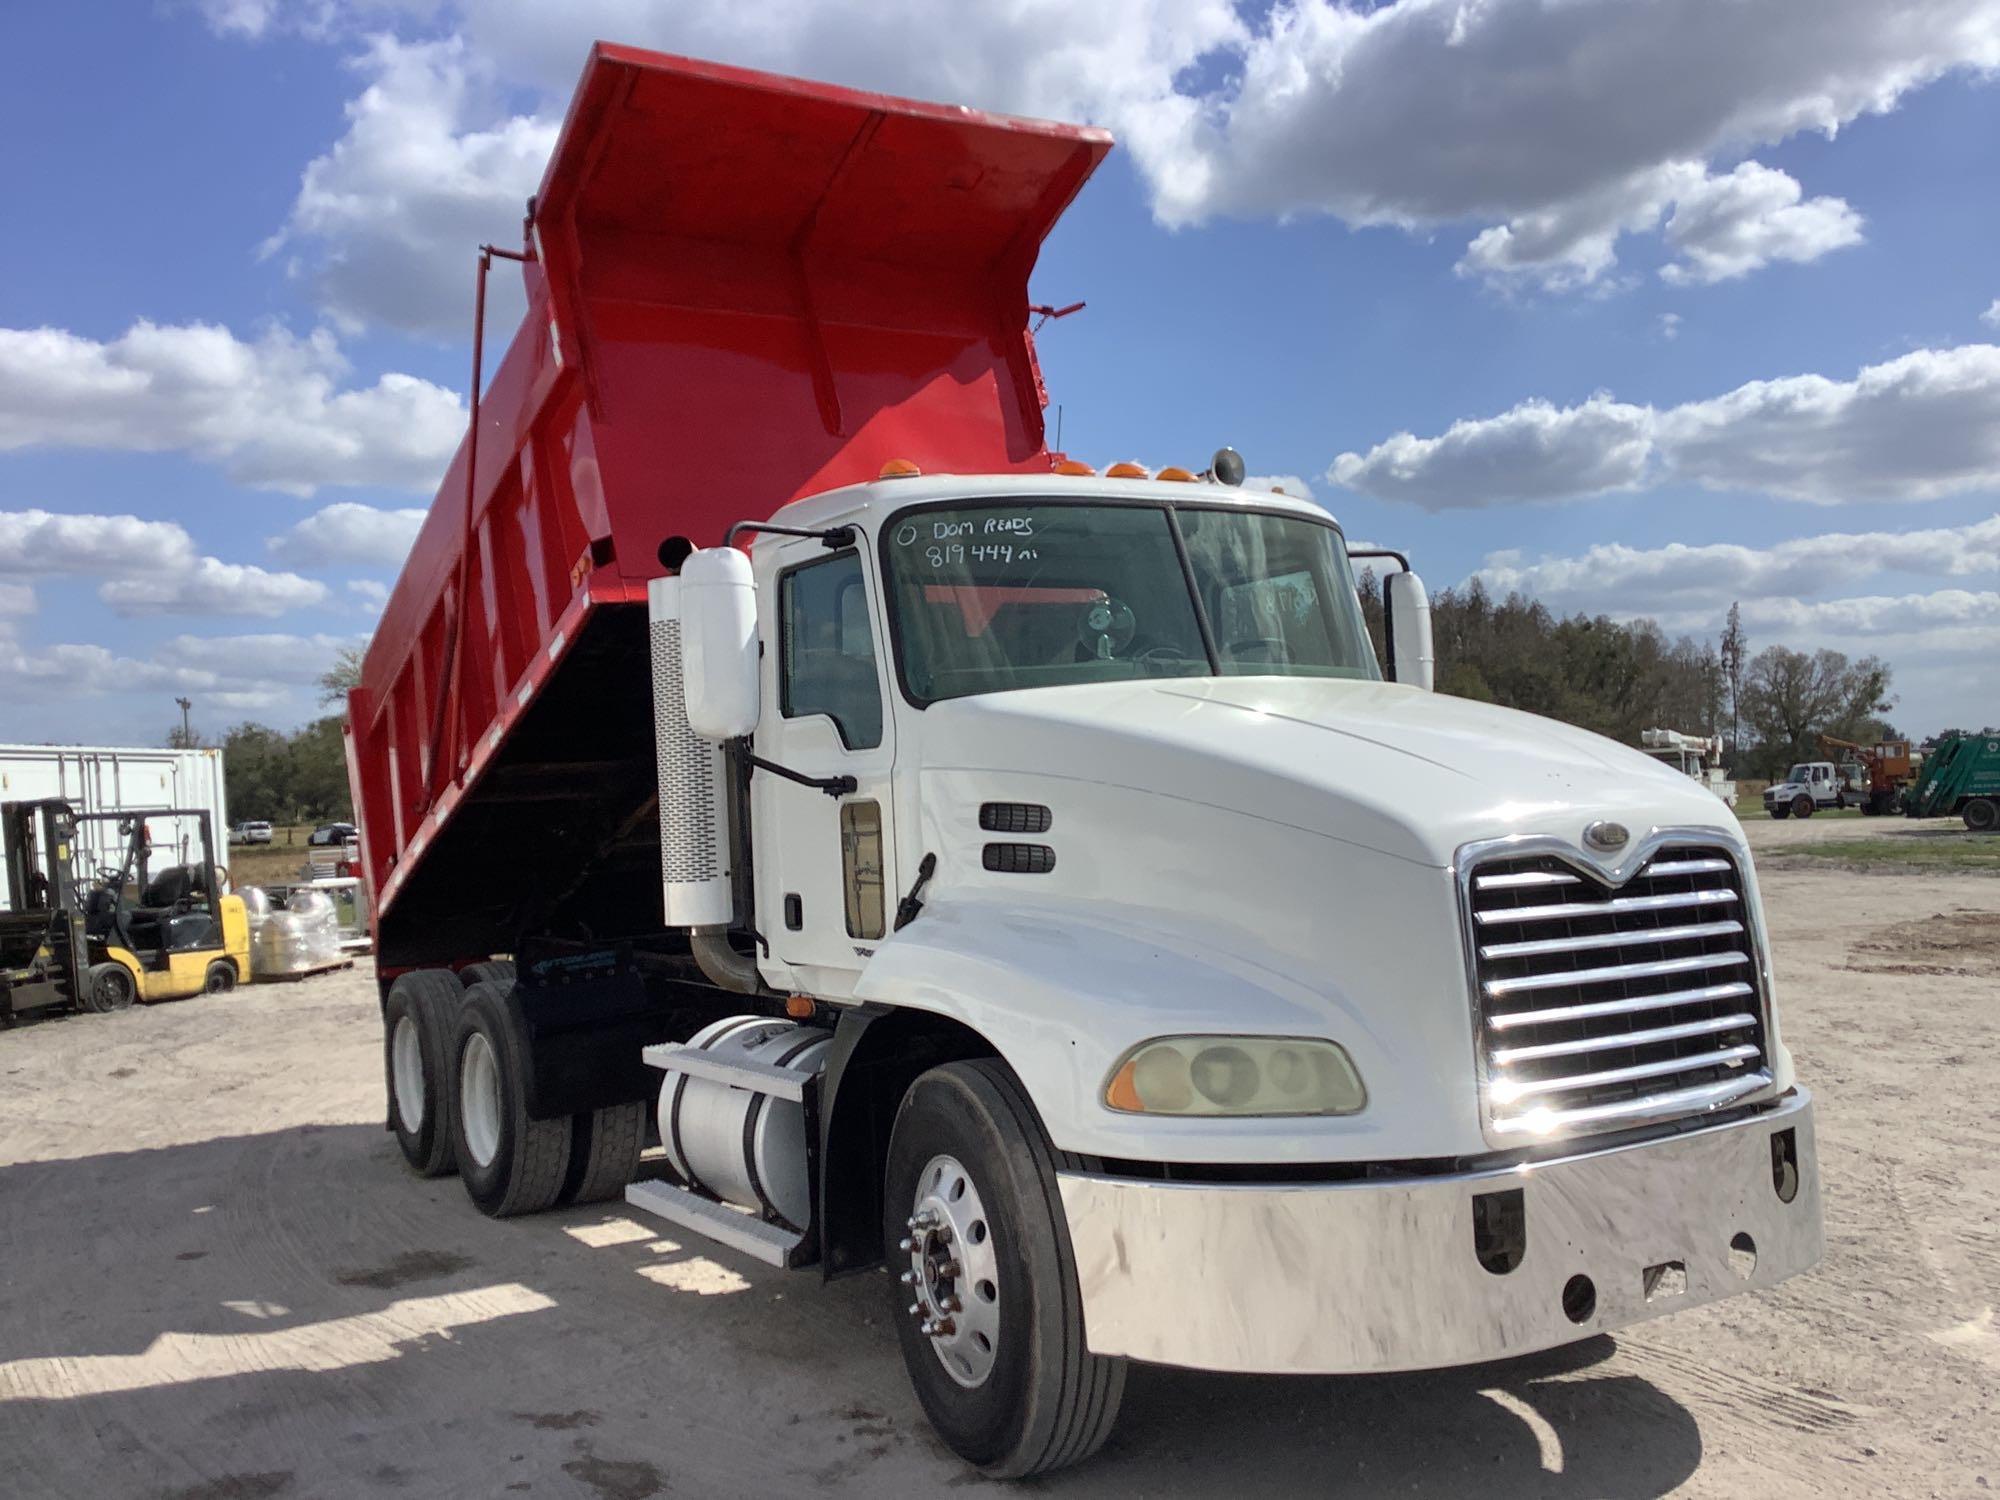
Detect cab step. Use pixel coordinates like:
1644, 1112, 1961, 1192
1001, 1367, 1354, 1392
640, 1040, 817, 1101
624, 1178, 805, 1267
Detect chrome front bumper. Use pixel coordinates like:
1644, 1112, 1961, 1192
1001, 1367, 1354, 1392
1057, 1090, 1820, 1375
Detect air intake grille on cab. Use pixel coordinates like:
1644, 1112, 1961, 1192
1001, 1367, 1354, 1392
1464, 844, 1770, 1140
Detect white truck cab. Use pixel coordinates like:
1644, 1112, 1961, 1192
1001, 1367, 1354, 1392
631, 470, 1822, 1473
1764, 760, 1864, 818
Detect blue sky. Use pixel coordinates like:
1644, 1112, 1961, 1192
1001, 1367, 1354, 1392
2, 0, 1997, 744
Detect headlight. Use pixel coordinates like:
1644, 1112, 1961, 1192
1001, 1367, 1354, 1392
1103, 1037, 1366, 1117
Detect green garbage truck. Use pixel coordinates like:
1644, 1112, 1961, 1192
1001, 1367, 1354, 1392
1905, 733, 2000, 831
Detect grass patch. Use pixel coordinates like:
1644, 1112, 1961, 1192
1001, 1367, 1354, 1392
1764, 837, 2000, 873
221, 825, 323, 887
1735, 803, 1871, 822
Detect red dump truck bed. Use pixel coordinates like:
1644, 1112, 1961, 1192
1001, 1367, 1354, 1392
346, 44, 1109, 967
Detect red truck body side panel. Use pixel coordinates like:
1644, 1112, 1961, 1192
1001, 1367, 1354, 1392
346, 45, 1109, 966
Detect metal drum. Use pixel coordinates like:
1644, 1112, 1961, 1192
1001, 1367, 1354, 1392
656, 1015, 833, 1232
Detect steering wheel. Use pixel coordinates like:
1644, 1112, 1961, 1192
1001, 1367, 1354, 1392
1227, 637, 1294, 665
1078, 597, 1138, 659
95, 865, 126, 888
1136, 643, 1194, 671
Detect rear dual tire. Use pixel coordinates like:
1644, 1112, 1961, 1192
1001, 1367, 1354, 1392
385, 969, 466, 1177
453, 982, 573, 1217
1966, 798, 1999, 833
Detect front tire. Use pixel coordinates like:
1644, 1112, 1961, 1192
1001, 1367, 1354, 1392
82, 961, 136, 1013
1793, 794, 1814, 819
204, 959, 237, 994
452, 981, 572, 1217
384, 969, 464, 1177
884, 1059, 1125, 1478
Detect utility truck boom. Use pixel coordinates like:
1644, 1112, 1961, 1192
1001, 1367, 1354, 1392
348, 45, 1822, 1478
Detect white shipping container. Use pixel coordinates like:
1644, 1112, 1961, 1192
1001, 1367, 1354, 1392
0, 744, 228, 907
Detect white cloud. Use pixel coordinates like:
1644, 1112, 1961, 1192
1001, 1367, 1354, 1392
270, 501, 428, 567
1330, 344, 2000, 507
0, 582, 33, 616
1658, 162, 1863, 286
222, 1, 2000, 314
1162, 0, 1996, 284
0, 320, 462, 495
267, 35, 556, 337
0, 631, 362, 720
1329, 396, 1654, 510
0, 509, 199, 574
99, 559, 330, 618
1658, 313, 1683, 342
1245, 474, 1315, 500
1658, 344, 2000, 502
1730, 588, 2000, 637
1980, 298, 2000, 329
347, 578, 390, 614
1472, 514, 2000, 615
197, 0, 282, 37
0, 509, 327, 619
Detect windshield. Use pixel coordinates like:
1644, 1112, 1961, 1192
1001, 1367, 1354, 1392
882, 501, 1380, 704
1785, 764, 1814, 782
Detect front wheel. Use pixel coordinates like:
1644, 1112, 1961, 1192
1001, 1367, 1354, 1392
203, 959, 237, 994
1793, 794, 1814, 819
1965, 798, 1999, 833
82, 961, 136, 1013
884, 1060, 1125, 1478
1769, 805, 1790, 820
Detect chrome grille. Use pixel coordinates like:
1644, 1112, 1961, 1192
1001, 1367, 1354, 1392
1465, 844, 1771, 1139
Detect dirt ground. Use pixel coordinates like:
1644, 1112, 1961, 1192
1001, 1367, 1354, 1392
3, 853, 1998, 1498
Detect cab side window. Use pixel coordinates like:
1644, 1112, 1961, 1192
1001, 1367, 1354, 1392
781, 553, 884, 751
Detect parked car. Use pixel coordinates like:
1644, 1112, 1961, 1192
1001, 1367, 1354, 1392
307, 822, 358, 847
231, 821, 273, 845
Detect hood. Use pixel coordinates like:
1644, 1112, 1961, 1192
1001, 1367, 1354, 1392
915, 676, 1740, 868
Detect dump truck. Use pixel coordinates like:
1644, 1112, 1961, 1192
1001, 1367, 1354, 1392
1905, 732, 2000, 830
347, 45, 1823, 1478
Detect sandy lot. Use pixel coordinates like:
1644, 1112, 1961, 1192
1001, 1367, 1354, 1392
3, 863, 1997, 1499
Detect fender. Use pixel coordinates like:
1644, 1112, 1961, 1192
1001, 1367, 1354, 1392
845, 885, 1477, 1165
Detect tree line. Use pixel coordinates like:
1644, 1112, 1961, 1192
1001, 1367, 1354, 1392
1360, 575, 1896, 777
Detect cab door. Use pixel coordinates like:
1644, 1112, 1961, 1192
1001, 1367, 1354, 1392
751, 544, 898, 998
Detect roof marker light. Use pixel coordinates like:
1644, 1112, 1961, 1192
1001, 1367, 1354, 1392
879, 459, 922, 478
1156, 466, 1195, 482
1053, 459, 1097, 476
1106, 461, 1149, 478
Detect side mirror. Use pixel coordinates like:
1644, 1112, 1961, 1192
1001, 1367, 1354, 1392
1385, 571, 1434, 692
676, 547, 760, 741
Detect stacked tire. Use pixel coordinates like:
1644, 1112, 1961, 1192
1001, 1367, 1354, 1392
382, 965, 645, 1215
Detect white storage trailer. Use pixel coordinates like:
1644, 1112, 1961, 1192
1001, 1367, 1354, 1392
0, 745, 228, 907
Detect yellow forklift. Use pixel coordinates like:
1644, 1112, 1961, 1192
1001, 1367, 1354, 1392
1, 799, 250, 1019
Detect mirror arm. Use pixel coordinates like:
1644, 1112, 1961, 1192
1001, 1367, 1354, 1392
739, 742, 857, 799
723, 520, 857, 551
1348, 547, 1411, 680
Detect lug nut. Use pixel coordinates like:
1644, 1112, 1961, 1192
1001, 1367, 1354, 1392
899, 1270, 916, 1285
907, 1302, 921, 1317
941, 1295, 962, 1313
897, 1237, 913, 1252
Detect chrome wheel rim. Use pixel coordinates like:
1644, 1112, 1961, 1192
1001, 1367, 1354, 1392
391, 1014, 425, 1132
460, 1032, 501, 1168
902, 1153, 1001, 1389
